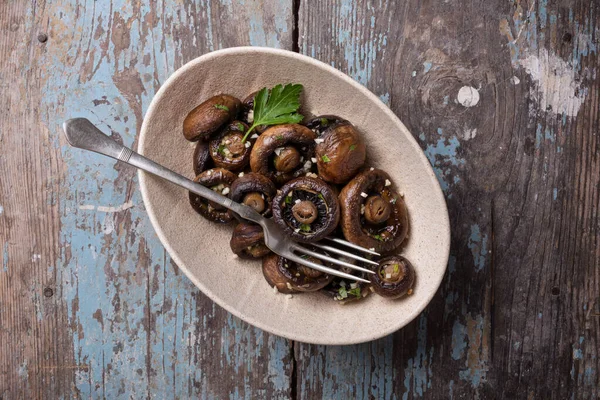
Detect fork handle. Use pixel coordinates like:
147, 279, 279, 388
62, 118, 263, 223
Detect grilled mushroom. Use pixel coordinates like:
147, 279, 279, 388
209, 121, 252, 171
262, 253, 334, 293
339, 168, 409, 253
272, 176, 340, 243
229, 172, 276, 217
371, 255, 415, 299
189, 168, 237, 223
192, 141, 213, 175
250, 124, 316, 184
321, 266, 371, 304
183, 94, 241, 141
305, 115, 347, 136
230, 223, 271, 258
315, 121, 366, 184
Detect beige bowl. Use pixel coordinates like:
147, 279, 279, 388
139, 47, 450, 345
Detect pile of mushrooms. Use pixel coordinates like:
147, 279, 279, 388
183, 90, 415, 303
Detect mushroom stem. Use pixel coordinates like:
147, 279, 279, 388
243, 192, 266, 213
292, 200, 318, 224
364, 195, 391, 224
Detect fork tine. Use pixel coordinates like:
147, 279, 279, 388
324, 237, 381, 256
292, 245, 375, 275
285, 253, 371, 283
311, 243, 379, 266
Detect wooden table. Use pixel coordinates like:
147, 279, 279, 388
1, 1, 598, 398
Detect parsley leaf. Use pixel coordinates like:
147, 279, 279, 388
321, 155, 331, 163
217, 144, 226, 156
393, 264, 399, 273
320, 117, 328, 126
348, 287, 361, 298
285, 194, 292, 204
373, 234, 384, 242
276, 135, 284, 140
242, 84, 304, 142
214, 104, 229, 111
338, 286, 348, 299
236, 122, 245, 131
317, 193, 324, 200
300, 223, 311, 232
349, 144, 357, 151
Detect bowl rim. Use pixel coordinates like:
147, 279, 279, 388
138, 46, 450, 345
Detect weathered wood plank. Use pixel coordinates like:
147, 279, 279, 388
0, 0, 294, 398
298, 0, 599, 399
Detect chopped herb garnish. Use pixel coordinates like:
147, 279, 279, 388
379, 268, 386, 278
300, 223, 311, 232
214, 104, 229, 111
317, 193, 324, 200
348, 287, 361, 298
217, 144, 226, 156
320, 117, 328, 126
373, 234, 384, 241
236, 122, 245, 131
349, 144, 357, 151
321, 155, 331, 163
241, 83, 304, 142
285, 195, 292, 204
338, 286, 348, 299
276, 135, 284, 140
393, 264, 399, 273
300, 254, 309, 259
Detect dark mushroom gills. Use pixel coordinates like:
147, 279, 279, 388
371, 256, 416, 299
272, 176, 340, 243
261, 253, 334, 293
189, 168, 237, 223
209, 121, 251, 171
229, 172, 276, 217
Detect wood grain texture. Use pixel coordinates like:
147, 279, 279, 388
2, 0, 599, 399
0, 0, 294, 398
298, 0, 599, 399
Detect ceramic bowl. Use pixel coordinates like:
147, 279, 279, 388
138, 47, 450, 345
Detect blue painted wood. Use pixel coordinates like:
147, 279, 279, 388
0, 0, 294, 397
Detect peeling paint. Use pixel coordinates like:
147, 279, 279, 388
458, 314, 488, 387
457, 86, 480, 107
423, 128, 465, 193
451, 320, 467, 360
468, 225, 488, 271
403, 314, 433, 398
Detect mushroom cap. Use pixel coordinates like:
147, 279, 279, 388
261, 253, 333, 293
188, 168, 237, 223
183, 94, 241, 141
192, 140, 213, 175
272, 176, 340, 243
230, 223, 270, 258
315, 121, 366, 184
250, 124, 316, 184
339, 168, 409, 253
371, 255, 416, 299
229, 172, 276, 217
208, 121, 251, 171
305, 115, 348, 136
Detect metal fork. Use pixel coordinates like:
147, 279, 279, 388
62, 118, 378, 283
